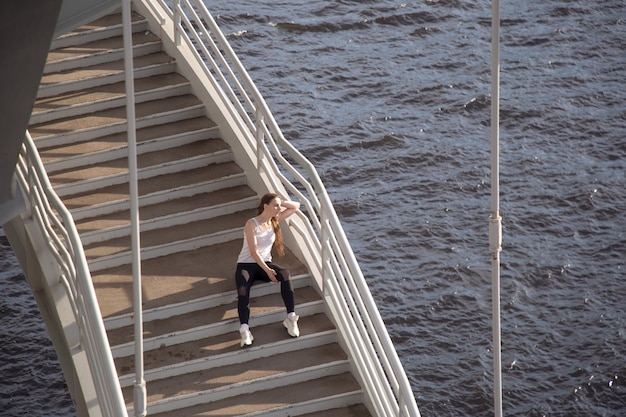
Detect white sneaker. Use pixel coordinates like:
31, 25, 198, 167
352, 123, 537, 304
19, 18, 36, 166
240, 327, 253, 348
283, 314, 300, 338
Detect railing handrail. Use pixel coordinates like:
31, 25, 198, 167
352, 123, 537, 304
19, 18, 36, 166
152, 1, 420, 415
15, 132, 128, 417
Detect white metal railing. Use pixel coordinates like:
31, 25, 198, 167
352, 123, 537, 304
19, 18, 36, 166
15, 132, 128, 417
148, 1, 421, 415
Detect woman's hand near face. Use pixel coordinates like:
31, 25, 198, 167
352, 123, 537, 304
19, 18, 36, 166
276, 200, 300, 222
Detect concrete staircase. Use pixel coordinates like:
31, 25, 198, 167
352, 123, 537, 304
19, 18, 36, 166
28, 10, 371, 417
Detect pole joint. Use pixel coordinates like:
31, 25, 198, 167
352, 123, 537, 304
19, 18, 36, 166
489, 214, 502, 255
133, 379, 147, 417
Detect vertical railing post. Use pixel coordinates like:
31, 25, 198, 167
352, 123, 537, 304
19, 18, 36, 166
122, 1, 146, 416
255, 106, 265, 171
173, 0, 181, 46
319, 213, 330, 293
26, 155, 33, 212
26, 150, 36, 213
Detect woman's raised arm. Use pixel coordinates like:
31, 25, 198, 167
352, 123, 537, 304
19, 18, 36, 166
276, 200, 300, 222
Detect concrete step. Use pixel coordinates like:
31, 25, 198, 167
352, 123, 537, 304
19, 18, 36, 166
31, 72, 191, 125
87, 186, 257, 271
298, 404, 372, 417
104, 274, 314, 331
89, 226, 243, 273
145, 373, 363, 417
108, 285, 324, 352
42, 122, 219, 174
50, 12, 147, 50
70, 162, 247, 227
37, 51, 176, 99
109, 294, 325, 358
31, 93, 205, 150
71, 168, 246, 227
118, 327, 340, 389
38, 117, 217, 166
90, 239, 309, 319
125, 343, 348, 406
45, 31, 161, 74
82, 204, 254, 259
48, 136, 223, 195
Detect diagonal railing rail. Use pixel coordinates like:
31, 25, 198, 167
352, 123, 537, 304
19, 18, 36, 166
150, 1, 421, 415
15, 132, 128, 417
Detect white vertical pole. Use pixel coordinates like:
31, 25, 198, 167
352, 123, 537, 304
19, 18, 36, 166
489, 1, 503, 417
122, 1, 147, 416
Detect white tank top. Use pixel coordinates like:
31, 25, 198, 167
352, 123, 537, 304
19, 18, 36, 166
237, 217, 275, 263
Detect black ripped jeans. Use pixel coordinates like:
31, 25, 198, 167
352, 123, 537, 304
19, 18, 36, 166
235, 262, 294, 325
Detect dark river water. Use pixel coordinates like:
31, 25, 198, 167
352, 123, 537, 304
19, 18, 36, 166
1, 1, 625, 416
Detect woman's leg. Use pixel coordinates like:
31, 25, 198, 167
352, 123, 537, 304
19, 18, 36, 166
235, 263, 257, 325
269, 263, 295, 314
270, 263, 299, 337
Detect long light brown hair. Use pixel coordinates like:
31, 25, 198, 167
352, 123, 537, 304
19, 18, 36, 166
257, 193, 284, 256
